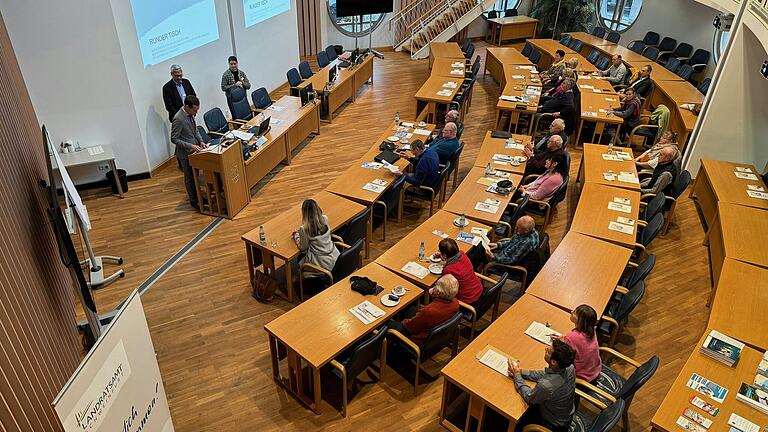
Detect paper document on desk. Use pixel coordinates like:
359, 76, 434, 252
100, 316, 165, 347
728, 413, 760, 432
362, 183, 386, 193
413, 128, 431, 136
505, 142, 525, 150
432, 229, 449, 239
582, 111, 598, 117
608, 202, 632, 213
592, 89, 603, 93
475, 202, 499, 214
518, 65, 535, 70
253, 136, 268, 149
511, 75, 526, 79
602, 153, 620, 161
735, 172, 759, 180
361, 161, 383, 170
735, 167, 753, 173
618, 172, 639, 184
349, 300, 386, 325
493, 154, 513, 162
477, 176, 496, 186
381, 161, 400, 173
401, 261, 429, 279
747, 184, 765, 192
472, 232, 492, 253
436, 89, 453, 96
616, 216, 635, 225
525, 321, 562, 345
450, 69, 464, 75
615, 151, 632, 160
747, 190, 768, 200
86, 146, 105, 156
443, 81, 459, 88
400, 121, 414, 127
579, 84, 594, 89
608, 221, 634, 235
266, 105, 285, 112
499, 95, 520, 102
451, 62, 464, 68
478, 348, 510, 376
230, 130, 254, 141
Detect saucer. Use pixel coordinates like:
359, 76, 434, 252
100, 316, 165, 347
428, 263, 444, 274
381, 294, 401, 307
453, 218, 469, 228
387, 136, 400, 142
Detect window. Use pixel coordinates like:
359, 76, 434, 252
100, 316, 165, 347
327, 0, 385, 37
486, 0, 522, 14
712, 29, 729, 64
595, 0, 643, 32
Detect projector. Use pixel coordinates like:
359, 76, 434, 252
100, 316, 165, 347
761, 61, 768, 79
713, 13, 734, 31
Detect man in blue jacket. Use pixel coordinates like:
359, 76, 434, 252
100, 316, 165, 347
394, 140, 440, 189
428, 122, 460, 164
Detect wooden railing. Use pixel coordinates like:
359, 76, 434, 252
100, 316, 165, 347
390, 0, 445, 49
408, 0, 482, 57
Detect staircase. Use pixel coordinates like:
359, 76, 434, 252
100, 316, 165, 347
389, 0, 497, 59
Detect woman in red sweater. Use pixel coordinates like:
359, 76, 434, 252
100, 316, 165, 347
439, 238, 483, 304
393, 274, 460, 345
559, 304, 602, 382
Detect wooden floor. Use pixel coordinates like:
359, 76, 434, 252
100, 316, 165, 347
75, 42, 711, 431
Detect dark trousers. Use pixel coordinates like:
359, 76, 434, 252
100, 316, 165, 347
177, 156, 198, 206
515, 406, 569, 432
386, 304, 419, 336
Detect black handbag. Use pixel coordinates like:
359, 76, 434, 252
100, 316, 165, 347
350, 276, 383, 296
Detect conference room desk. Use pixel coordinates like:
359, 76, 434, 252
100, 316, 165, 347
650, 332, 768, 432
51, 144, 124, 198
575, 91, 623, 147
429, 42, 465, 68
527, 231, 632, 313
484, 47, 532, 89
440, 294, 573, 432
705, 202, 768, 292
472, 131, 531, 176
647, 80, 703, 147
631, 61, 684, 82
577, 143, 639, 191
596, 43, 649, 64
241, 190, 366, 303
487, 16, 538, 46
189, 140, 249, 219
571, 182, 640, 249
375, 210, 492, 289
708, 258, 768, 351
298, 55, 374, 123
442, 166, 523, 226
264, 262, 422, 415
240, 96, 320, 188
526, 39, 576, 70
494, 65, 541, 134
691, 159, 768, 229
431, 57, 470, 79
576, 73, 616, 92
414, 75, 462, 123
565, 32, 617, 54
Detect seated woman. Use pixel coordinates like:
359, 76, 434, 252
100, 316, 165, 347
558, 304, 602, 382
635, 130, 680, 169
292, 199, 339, 274
438, 238, 484, 304
520, 152, 567, 202
389, 274, 460, 344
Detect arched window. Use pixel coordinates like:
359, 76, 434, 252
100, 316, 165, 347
486, 0, 522, 15
327, 0, 385, 37
712, 29, 729, 64
595, 0, 643, 32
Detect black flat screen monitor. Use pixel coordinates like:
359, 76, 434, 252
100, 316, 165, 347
336, 0, 393, 17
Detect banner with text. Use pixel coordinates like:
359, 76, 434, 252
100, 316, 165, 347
53, 290, 174, 432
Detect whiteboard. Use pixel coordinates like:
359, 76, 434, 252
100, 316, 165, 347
47, 128, 91, 229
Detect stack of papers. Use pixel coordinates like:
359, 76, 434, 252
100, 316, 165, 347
401, 261, 429, 279
475, 201, 499, 214
443, 81, 459, 88
230, 130, 254, 141
618, 172, 639, 184
525, 321, 562, 344
608, 201, 632, 213
687, 373, 728, 403
728, 413, 760, 432
608, 221, 634, 235
362, 182, 386, 193
700, 329, 744, 366
602, 153, 620, 161
86, 146, 105, 156
349, 300, 386, 324
436, 89, 453, 97
413, 128, 431, 136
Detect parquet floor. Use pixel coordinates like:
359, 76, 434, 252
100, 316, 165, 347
74, 42, 710, 431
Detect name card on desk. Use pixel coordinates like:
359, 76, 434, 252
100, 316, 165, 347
747, 190, 768, 200
735, 172, 759, 180
608, 221, 634, 235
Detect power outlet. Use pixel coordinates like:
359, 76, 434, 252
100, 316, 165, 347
97, 164, 110, 172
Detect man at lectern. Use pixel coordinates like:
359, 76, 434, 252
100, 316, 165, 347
162, 64, 196, 123
171, 95, 207, 210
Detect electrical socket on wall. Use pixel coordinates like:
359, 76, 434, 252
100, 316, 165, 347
97, 164, 110, 172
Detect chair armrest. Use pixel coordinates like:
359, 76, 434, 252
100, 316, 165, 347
522, 425, 552, 432
522, 174, 540, 185
576, 378, 617, 404
227, 119, 248, 127
475, 272, 498, 284
484, 263, 527, 287
458, 300, 476, 320
387, 329, 420, 354
626, 261, 639, 269
657, 50, 673, 57
665, 196, 677, 204
615, 285, 629, 294
637, 220, 648, 228
331, 234, 344, 243
691, 63, 707, 72
599, 347, 642, 367
599, 315, 620, 341
329, 359, 346, 377
334, 241, 352, 250
640, 193, 656, 201
677, 56, 691, 63
418, 185, 436, 196
300, 262, 333, 281
576, 387, 608, 410
208, 131, 226, 137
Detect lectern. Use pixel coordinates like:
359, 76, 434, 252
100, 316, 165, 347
189, 141, 249, 218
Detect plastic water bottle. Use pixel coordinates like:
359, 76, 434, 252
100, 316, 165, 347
418, 241, 425, 261
485, 162, 492, 176
259, 225, 266, 245
394, 111, 400, 126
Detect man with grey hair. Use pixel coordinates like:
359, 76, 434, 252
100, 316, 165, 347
162, 64, 196, 123
387, 274, 459, 344
524, 134, 564, 176
487, 216, 539, 266
426, 121, 460, 164
430, 110, 462, 141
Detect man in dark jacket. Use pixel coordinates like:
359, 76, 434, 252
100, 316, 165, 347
621, 64, 653, 99
162, 64, 196, 123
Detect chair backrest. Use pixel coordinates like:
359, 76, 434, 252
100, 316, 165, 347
287, 68, 303, 87
325, 45, 338, 62
343, 325, 388, 379
521, 42, 533, 57
471, 272, 508, 320
509, 193, 530, 226
591, 27, 606, 38
298, 61, 313, 79
670, 169, 692, 200
570, 39, 583, 53
251, 87, 272, 110
518, 231, 550, 283
229, 86, 253, 122
639, 213, 664, 249
448, 142, 465, 174
203, 108, 229, 135
472, 55, 481, 78
529, 49, 542, 65
625, 254, 656, 288
504, 8, 517, 17
559, 35, 573, 46
587, 50, 600, 64
378, 174, 407, 213
676, 64, 694, 81
548, 174, 569, 209
435, 161, 452, 193
698, 77, 711, 95
331, 239, 363, 282
614, 280, 645, 323
641, 192, 665, 223
596, 56, 610, 70
487, 10, 498, 18
606, 31, 620, 43
643, 46, 659, 61
658, 37, 676, 52
465, 44, 475, 60
456, 122, 465, 139
642, 31, 660, 46
672, 42, 693, 58
664, 57, 681, 72
316, 51, 330, 68
337, 207, 371, 246
462, 39, 472, 53
420, 312, 462, 357
689, 49, 711, 66
586, 399, 626, 432
615, 355, 660, 401
763, 171, 768, 187
629, 41, 646, 54
196, 125, 211, 144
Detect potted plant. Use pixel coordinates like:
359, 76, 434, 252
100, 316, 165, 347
530, 0, 595, 39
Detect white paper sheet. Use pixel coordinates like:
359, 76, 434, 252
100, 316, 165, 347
608, 202, 632, 213
608, 221, 635, 235
735, 172, 759, 180
362, 183, 385, 193
478, 348, 509, 376
401, 261, 429, 279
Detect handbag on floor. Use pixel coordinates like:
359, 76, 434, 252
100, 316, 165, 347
252, 269, 277, 303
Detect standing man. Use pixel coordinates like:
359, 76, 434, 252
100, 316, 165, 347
162, 64, 196, 123
171, 95, 208, 210
221, 55, 251, 94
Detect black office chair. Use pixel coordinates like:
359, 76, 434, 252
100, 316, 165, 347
631, 212, 663, 262
325, 45, 339, 62
203, 108, 230, 137
387, 312, 462, 394
529, 49, 542, 65
659, 42, 692, 65
332, 207, 370, 257
596, 55, 610, 70
698, 77, 711, 95
298, 61, 313, 79
606, 31, 621, 43
445, 141, 465, 188
485, 230, 550, 295
196, 125, 211, 144
504, 8, 518, 17
631, 31, 660, 48
229, 86, 254, 123
494, 193, 530, 238
570, 39, 584, 53
638, 192, 665, 228
327, 326, 388, 417
656, 36, 677, 56
287, 68, 303, 88
618, 254, 656, 294
676, 64, 694, 81
403, 162, 452, 216
578, 350, 659, 430
487, 10, 498, 18
628, 41, 646, 54
586, 50, 600, 65
522, 399, 625, 432
598, 280, 645, 346
250, 87, 274, 113
591, 27, 606, 38
316, 50, 330, 68
659, 169, 691, 234
663, 57, 681, 72
687, 49, 711, 74
459, 272, 508, 340
373, 174, 407, 240
642, 46, 660, 61
559, 34, 573, 46
521, 42, 533, 57
523, 174, 569, 232
461, 39, 472, 54
298, 239, 363, 301
464, 43, 475, 60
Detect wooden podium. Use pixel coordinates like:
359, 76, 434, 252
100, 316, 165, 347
189, 142, 249, 219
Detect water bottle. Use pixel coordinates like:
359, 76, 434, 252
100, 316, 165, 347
259, 225, 266, 245
394, 111, 400, 126
607, 141, 614, 154
418, 241, 425, 261
485, 162, 492, 176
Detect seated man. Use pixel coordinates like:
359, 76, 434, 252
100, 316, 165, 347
394, 139, 440, 190
621, 64, 653, 99
524, 134, 564, 176
598, 54, 627, 87
538, 79, 575, 123
429, 110, 463, 141
540, 49, 566, 82
533, 118, 567, 151
388, 274, 459, 345
509, 339, 576, 432
610, 87, 642, 140
427, 122, 460, 164
641, 146, 678, 196
635, 130, 679, 170
487, 216, 539, 266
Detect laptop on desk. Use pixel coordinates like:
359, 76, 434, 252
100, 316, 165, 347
248, 116, 271, 137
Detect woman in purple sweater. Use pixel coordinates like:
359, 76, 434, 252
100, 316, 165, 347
560, 304, 601, 382
520, 152, 567, 202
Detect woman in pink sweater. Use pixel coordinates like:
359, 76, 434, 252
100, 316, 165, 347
561, 304, 602, 382
519, 152, 567, 201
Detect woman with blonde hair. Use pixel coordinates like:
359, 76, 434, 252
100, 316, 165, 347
292, 199, 339, 273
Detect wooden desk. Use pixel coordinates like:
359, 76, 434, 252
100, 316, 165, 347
565, 32, 617, 56
691, 159, 768, 229
241, 190, 366, 302
473, 131, 531, 175
488, 16, 538, 46
414, 75, 462, 123
429, 42, 465, 68
298, 55, 374, 123
440, 294, 574, 432
576, 74, 616, 92
571, 183, 640, 249
631, 61, 684, 82
375, 210, 491, 288
597, 44, 649, 64
264, 262, 423, 414
495, 65, 541, 134
708, 258, 768, 351
651, 332, 768, 432
484, 47, 532, 88
575, 92, 623, 147
577, 143, 639, 191
527, 39, 576, 70
647, 79, 702, 147
51, 144, 125, 198
527, 231, 631, 313
189, 141, 249, 218
442, 166, 523, 226
432, 57, 471, 79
